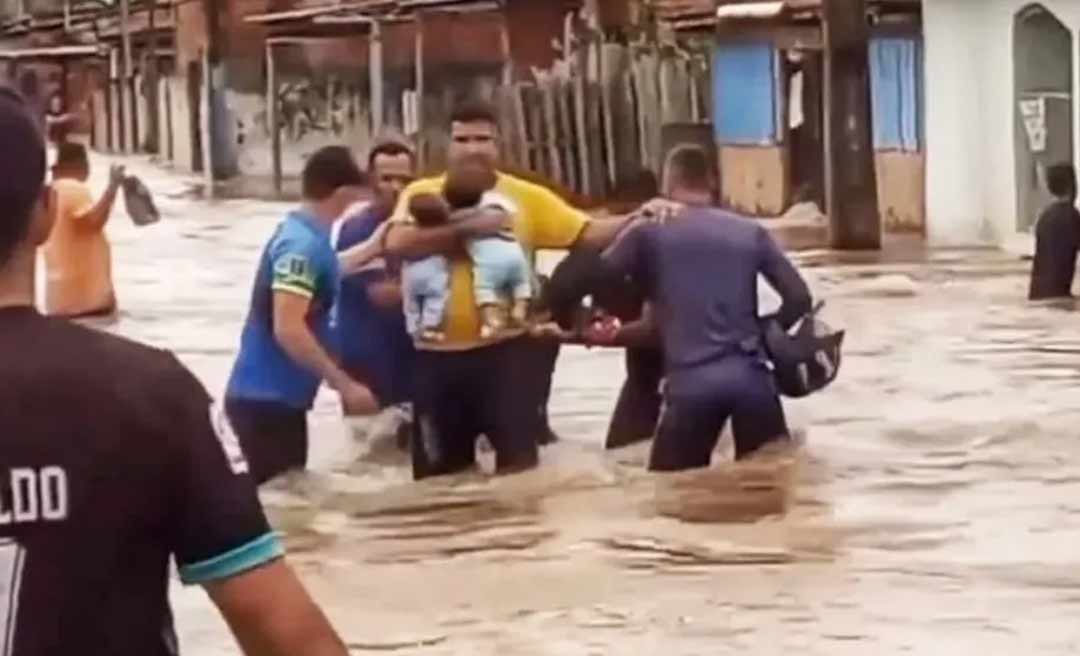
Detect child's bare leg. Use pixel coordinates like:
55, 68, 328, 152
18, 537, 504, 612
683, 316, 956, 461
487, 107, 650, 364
510, 298, 529, 326
419, 271, 449, 342
479, 303, 506, 339
420, 327, 445, 342
509, 266, 533, 328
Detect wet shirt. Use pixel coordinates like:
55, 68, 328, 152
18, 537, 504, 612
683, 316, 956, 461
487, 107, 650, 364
0, 306, 281, 655
227, 210, 339, 409
392, 172, 589, 350
333, 204, 415, 405
42, 178, 115, 317
604, 207, 812, 371
1029, 200, 1080, 300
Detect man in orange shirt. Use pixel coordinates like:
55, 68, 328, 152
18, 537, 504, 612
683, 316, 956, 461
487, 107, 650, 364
42, 143, 124, 318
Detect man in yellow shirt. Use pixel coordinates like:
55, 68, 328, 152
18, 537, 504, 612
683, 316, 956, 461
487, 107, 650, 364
341, 100, 652, 480
42, 143, 124, 318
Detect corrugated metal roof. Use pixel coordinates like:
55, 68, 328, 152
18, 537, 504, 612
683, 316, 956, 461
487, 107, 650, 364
0, 45, 103, 59
0, 0, 178, 38
655, 0, 919, 30
652, 0, 721, 31
245, 1, 388, 25
716, 1, 783, 20
651, 0, 717, 21
244, 0, 512, 24
720, 0, 921, 11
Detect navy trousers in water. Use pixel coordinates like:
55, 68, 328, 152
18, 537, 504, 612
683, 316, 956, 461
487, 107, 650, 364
649, 355, 790, 472
605, 347, 664, 450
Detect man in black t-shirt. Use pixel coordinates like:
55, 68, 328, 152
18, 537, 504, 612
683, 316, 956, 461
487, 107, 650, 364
1030, 163, 1080, 300
0, 87, 348, 654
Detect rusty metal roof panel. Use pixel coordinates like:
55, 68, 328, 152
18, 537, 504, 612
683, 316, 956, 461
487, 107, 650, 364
0, 44, 103, 59
246, 0, 583, 28
652, 0, 717, 20
652, 0, 717, 31
716, 1, 783, 19
657, 0, 918, 31
719, 0, 920, 10
244, 0, 395, 24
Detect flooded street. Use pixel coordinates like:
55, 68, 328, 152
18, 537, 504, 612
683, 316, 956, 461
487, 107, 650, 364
83, 155, 1080, 654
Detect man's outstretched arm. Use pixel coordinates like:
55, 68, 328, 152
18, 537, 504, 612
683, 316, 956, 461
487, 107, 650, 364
339, 207, 510, 275
208, 560, 348, 656
574, 199, 684, 251
74, 164, 124, 231
614, 302, 659, 347
757, 228, 812, 329
273, 291, 377, 415
382, 207, 509, 258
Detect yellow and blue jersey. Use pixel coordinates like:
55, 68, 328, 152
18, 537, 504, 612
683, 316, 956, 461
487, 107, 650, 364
227, 210, 339, 409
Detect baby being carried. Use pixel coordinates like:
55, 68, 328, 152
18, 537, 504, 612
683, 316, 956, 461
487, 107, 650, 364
403, 163, 532, 341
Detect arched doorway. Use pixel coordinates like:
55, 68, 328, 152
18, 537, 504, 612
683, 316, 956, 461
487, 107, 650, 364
1014, 5, 1073, 232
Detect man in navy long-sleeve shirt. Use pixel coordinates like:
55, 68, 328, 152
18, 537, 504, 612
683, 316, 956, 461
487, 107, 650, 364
602, 145, 812, 471
333, 141, 417, 409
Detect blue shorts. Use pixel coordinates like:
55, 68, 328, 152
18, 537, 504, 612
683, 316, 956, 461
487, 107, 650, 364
649, 356, 789, 472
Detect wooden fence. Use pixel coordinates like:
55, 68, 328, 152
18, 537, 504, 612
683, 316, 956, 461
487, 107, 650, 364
474, 41, 711, 201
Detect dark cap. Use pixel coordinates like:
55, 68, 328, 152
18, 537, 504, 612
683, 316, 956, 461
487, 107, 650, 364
0, 86, 47, 264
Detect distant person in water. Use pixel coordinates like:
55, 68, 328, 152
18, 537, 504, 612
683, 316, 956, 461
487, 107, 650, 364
42, 142, 125, 318
45, 92, 80, 145
1029, 163, 1080, 301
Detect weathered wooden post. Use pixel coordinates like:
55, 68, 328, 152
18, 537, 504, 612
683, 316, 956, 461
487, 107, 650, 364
369, 18, 384, 136
499, 10, 512, 86
144, 0, 160, 153
414, 11, 426, 170
822, 0, 881, 249
200, 47, 214, 197
120, 0, 134, 152
266, 42, 281, 195
573, 17, 594, 196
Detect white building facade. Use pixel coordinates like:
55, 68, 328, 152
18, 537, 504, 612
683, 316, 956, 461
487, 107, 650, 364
924, 0, 1080, 249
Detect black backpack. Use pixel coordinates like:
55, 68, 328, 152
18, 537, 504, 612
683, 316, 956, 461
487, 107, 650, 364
762, 302, 845, 399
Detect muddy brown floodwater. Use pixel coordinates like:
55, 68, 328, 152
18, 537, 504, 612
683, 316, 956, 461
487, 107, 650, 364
74, 155, 1080, 654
